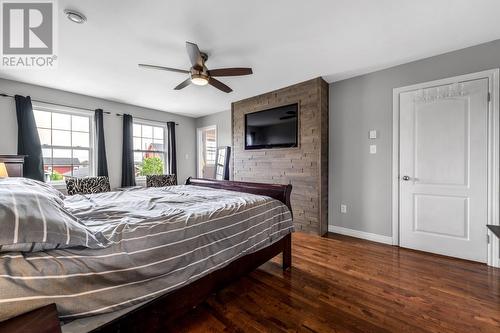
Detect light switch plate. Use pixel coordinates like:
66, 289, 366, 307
340, 204, 347, 213
370, 145, 377, 154
369, 130, 377, 139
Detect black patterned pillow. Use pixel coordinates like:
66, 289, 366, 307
65, 176, 111, 196
146, 174, 177, 187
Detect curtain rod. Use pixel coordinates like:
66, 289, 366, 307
0, 92, 112, 114
115, 113, 179, 126
0, 93, 179, 125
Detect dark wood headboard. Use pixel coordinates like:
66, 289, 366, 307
0, 155, 25, 177
185, 177, 292, 214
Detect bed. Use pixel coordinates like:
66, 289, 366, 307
0, 177, 293, 332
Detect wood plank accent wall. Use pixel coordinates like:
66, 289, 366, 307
231, 77, 328, 235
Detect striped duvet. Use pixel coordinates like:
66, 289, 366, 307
0, 185, 293, 321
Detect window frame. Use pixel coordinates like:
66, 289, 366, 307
132, 118, 168, 180
33, 102, 96, 186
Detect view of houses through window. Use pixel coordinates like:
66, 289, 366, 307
34, 108, 93, 182
133, 122, 166, 177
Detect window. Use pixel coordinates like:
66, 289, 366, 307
133, 121, 166, 177
34, 107, 94, 182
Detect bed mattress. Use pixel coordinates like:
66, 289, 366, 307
0, 185, 293, 321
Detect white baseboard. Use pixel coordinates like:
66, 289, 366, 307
328, 225, 393, 245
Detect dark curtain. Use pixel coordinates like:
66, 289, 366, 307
121, 114, 136, 187
167, 121, 177, 175
94, 109, 109, 177
15, 95, 44, 181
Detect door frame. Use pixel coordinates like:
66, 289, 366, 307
196, 125, 217, 178
392, 69, 499, 267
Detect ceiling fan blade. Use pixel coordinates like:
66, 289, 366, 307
174, 78, 192, 90
208, 68, 253, 77
138, 64, 190, 74
208, 77, 232, 93
186, 42, 203, 69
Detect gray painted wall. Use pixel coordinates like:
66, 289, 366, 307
0, 78, 196, 189
329, 39, 500, 237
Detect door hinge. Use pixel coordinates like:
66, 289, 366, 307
488, 92, 491, 102
487, 234, 490, 244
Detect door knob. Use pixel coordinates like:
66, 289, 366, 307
402, 175, 410, 181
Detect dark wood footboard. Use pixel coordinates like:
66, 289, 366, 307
91, 233, 292, 332
0, 304, 60, 333
93, 179, 293, 331
0, 233, 292, 333
185, 177, 293, 214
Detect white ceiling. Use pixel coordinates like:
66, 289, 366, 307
1, 0, 500, 117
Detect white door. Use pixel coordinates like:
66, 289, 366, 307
399, 78, 489, 262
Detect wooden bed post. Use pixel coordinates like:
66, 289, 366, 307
282, 233, 292, 270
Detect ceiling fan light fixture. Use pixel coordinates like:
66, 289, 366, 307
191, 73, 209, 86
139, 41, 252, 93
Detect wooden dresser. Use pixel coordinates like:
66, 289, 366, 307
0, 155, 26, 177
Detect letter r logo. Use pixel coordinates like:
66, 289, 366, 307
2, 2, 53, 54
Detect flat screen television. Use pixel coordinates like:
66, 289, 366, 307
245, 103, 298, 150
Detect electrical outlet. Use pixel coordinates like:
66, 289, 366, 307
370, 145, 377, 154
340, 204, 347, 213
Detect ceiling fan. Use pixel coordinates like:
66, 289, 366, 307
138, 42, 253, 93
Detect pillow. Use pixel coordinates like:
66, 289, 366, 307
65, 176, 111, 196
0, 178, 107, 253
3, 177, 66, 201
146, 174, 177, 187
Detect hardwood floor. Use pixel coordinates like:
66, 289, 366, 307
168, 232, 500, 333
